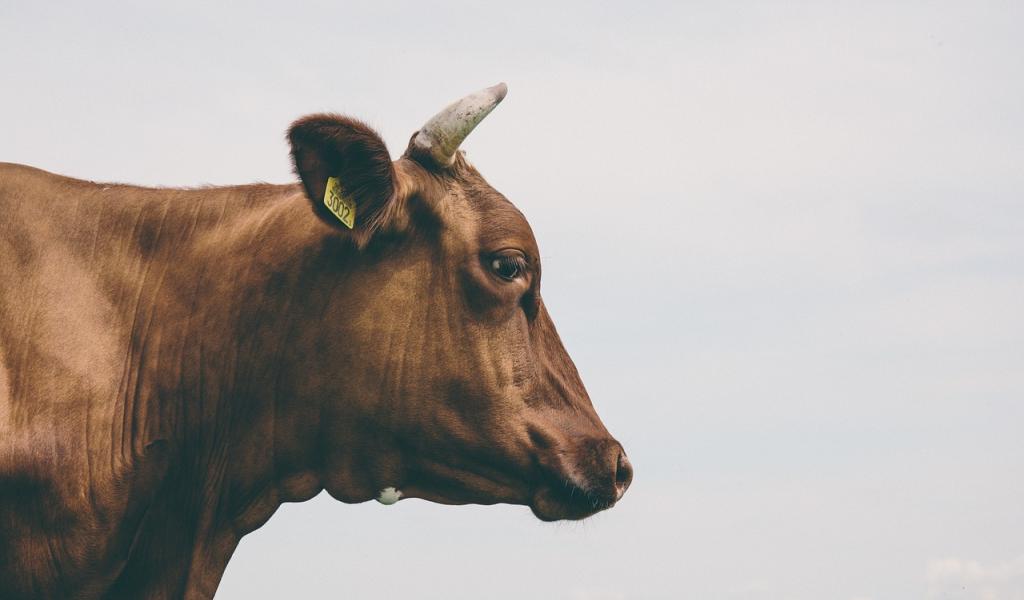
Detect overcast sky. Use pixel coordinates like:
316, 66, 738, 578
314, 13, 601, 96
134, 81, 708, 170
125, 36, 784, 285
3, 1, 1022, 598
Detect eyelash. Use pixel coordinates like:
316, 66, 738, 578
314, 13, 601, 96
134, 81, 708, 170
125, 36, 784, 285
490, 254, 528, 281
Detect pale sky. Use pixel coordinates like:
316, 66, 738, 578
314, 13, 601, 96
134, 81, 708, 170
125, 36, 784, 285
3, 1, 1022, 598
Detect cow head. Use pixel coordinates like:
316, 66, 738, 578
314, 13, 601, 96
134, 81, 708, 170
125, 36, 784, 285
285, 84, 631, 521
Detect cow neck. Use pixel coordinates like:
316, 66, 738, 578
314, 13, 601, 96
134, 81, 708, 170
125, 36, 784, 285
161, 188, 399, 535
98, 186, 350, 596
170, 191, 328, 499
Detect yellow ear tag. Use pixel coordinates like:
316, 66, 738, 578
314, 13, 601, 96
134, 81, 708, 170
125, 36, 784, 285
323, 176, 356, 229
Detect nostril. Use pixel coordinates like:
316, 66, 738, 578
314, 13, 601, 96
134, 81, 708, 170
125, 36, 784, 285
614, 451, 633, 499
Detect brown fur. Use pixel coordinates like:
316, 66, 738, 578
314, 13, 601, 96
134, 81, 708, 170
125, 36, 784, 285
0, 106, 630, 599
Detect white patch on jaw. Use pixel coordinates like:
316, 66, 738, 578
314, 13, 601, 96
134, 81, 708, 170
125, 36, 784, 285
376, 487, 402, 505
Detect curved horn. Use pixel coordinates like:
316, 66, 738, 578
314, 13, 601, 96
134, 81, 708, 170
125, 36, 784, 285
410, 82, 508, 167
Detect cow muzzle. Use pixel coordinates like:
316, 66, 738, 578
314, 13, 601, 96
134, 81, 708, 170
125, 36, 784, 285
530, 437, 633, 521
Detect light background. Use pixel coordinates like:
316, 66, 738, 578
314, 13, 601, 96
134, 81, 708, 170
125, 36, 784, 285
2, 1, 1022, 598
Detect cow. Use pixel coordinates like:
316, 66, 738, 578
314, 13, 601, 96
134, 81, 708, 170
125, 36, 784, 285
0, 83, 632, 599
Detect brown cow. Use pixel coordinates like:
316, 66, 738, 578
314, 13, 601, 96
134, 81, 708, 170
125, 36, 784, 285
0, 84, 632, 599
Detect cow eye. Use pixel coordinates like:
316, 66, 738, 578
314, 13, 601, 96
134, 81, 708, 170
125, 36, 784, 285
489, 252, 528, 281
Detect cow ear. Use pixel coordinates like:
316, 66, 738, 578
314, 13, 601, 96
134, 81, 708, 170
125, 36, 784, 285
288, 115, 396, 242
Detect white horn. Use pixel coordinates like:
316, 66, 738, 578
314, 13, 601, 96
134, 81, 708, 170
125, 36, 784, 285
410, 83, 508, 167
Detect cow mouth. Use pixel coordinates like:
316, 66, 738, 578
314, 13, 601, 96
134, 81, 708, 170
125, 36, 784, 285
529, 479, 618, 521
526, 439, 632, 521
398, 473, 616, 522
381, 446, 629, 521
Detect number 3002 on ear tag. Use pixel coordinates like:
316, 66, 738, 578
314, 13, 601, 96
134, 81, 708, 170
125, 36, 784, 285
323, 176, 355, 229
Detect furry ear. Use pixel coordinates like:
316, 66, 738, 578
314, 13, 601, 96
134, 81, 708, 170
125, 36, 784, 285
288, 115, 395, 240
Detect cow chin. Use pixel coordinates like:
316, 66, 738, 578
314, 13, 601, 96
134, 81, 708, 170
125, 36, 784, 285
398, 476, 617, 522
395, 459, 532, 509
528, 483, 619, 522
